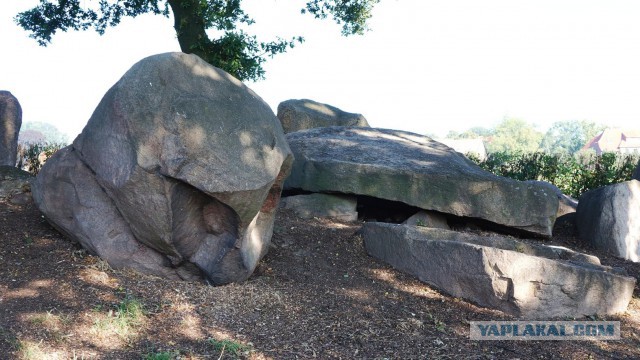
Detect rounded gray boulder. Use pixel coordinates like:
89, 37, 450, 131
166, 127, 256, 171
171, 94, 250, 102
33, 53, 293, 284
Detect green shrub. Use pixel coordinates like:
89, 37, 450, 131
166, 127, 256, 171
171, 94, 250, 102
16, 142, 64, 175
469, 151, 639, 198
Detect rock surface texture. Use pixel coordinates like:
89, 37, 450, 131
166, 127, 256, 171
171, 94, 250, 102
576, 180, 640, 262
0, 165, 32, 199
362, 222, 636, 319
525, 180, 577, 217
0, 91, 22, 166
277, 99, 369, 134
32, 53, 293, 284
281, 193, 357, 221
402, 210, 450, 230
285, 127, 558, 236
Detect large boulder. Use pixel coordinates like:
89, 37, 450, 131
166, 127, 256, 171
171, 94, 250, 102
576, 180, 640, 262
285, 127, 558, 236
33, 53, 293, 284
277, 99, 369, 134
362, 222, 636, 319
0, 91, 22, 166
33, 147, 186, 279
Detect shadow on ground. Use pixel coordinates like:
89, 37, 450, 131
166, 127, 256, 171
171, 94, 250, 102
1, 200, 639, 359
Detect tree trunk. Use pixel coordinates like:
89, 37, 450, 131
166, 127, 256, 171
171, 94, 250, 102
164, 0, 263, 80
166, 0, 213, 58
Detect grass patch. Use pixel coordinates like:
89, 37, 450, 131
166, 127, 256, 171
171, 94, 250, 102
143, 350, 180, 360
29, 309, 70, 327
208, 338, 252, 358
28, 310, 71, 344
17, 340, 48, 360
92, 295, 145, 339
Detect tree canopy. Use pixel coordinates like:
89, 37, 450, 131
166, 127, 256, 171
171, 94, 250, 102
445, 126, 494, 140
446, 118, 608, 155
446, 118, 544, 154
487, 117, 543, 154
15, 0, 380, 81
20, 121, 69, 145
539, 120, 604, 154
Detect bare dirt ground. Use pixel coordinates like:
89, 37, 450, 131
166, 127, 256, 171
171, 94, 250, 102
1, 198, 639, 359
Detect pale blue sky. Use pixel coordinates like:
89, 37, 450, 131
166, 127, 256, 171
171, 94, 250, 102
2, 0, 640, 140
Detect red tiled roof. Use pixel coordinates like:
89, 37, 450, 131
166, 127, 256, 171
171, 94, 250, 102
582, 128, 640, 153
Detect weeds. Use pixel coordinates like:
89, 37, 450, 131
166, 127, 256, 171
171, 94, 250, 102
27, 310, 71, 344
425, 313, 447, 333
143, 350, 180, 360
23, 233, 33, 245
208, 338, 252, 358
16, 339, 48, 359
92, 295, 145, 339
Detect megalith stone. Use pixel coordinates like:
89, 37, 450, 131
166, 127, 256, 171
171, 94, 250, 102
285, 127, 558, 236
33, 52, 293, 284
277, 99, 369, 134
362, 222, 635, 319
576, 180, 640, 262
0, 91, 22, 166
281, 193, 357, 221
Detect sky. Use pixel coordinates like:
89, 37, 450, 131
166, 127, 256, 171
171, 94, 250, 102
2, 0, 640, 141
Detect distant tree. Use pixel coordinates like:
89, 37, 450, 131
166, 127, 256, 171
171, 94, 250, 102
18, 129, 47, 145
425, 132, 438, 139
15, 0, 380, 81
444, 130, 458, 139
445, 126, 493, 139
485, 117, 543, 154
20, 121, 69, 145
539, 120, 605, 154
